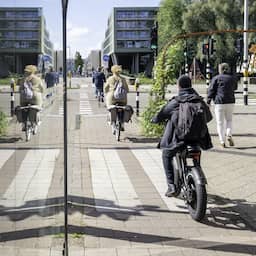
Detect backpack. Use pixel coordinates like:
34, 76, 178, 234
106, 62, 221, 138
113, 80, 127, 100
22, 81, 33, 100
176, 99, 208, 142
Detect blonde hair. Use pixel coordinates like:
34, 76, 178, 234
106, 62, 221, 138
24, 65, 37, 74
111, 65, 122, 73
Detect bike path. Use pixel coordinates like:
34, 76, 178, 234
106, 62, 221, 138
0, 79, 255, 255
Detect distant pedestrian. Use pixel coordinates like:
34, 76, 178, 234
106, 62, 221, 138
207, 63, 238, 148
45, 66, 57, 88
92, 67, 106, 101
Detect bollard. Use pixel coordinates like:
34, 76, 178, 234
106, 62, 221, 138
10, 78, 15, 116
135, 78, 140, 116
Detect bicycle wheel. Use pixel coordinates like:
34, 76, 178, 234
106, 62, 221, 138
25, 122, 31, 141
115, 121, 121, 141
186, 167, 207, 221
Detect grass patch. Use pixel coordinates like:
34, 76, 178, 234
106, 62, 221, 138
0, 111, 8, 136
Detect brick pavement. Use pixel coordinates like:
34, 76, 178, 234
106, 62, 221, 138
1, 79, 256, 256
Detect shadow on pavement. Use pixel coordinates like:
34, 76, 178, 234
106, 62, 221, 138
0, 194, 254, 229
0, 136, 21, 143
0, 195, 255, 254
204, 194, 256, 231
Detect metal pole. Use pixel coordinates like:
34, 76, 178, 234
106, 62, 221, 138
10, 78, 15, 116
184, 40, 189, 76
62, 0, 68, 255
243, 0, 249, 105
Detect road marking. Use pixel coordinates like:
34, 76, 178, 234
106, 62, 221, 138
0, 149, 59, 207
80, 93, 92, 115
132, 149, 187, 213
0, 150, 14, 169
88, 149, 141, 212
80, 84, 88, 88
59, 106, 64, 115
236, 98, 256, 105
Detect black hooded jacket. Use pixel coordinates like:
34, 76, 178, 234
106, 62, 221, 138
152, 87, 213, 153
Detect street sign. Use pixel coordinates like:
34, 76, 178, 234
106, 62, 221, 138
103, 55, 109, 62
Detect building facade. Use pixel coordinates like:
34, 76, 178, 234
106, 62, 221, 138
102, 7, 158, 76
84, 50, 101, 76
0, 7, 53, 75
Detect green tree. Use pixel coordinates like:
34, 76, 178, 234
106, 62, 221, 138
158, 0, 186, 50
74, 51, 84, 75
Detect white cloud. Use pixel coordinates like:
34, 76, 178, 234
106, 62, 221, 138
67, 20, 89, 41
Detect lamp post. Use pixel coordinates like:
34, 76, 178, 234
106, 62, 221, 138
62, 0, 69, 255
243, 0, 249, 105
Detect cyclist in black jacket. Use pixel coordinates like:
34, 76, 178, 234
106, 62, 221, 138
152, 75, 212, 197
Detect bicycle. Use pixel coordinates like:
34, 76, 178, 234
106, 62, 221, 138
15, 105, 41, 141
171, 144, 207, 221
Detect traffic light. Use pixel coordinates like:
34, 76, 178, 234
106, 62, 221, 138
235, 37, 243, 55
202, 43, 209, 55
150, 26, 158, 50
209, 38, 216, 55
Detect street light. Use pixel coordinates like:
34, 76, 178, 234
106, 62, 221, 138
62, 0, 69, 256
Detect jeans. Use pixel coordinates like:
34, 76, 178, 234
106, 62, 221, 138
162, 149, 175, 185
214, 104, 234, 143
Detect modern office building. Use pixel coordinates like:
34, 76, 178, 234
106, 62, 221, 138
0, 7, 54, 75
102, 7, 158, 76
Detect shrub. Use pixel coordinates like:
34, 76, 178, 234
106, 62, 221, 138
141, 98, 166, 137
140, 41, 183, 137
0, 111, 8, 136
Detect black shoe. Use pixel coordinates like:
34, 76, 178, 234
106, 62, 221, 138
165, 184, 176, 197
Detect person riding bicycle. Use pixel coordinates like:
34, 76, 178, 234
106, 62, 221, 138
93, 66, 106, 101
151, 75, 212, 197
18, 65, 44, 129
104, 65, 129, 132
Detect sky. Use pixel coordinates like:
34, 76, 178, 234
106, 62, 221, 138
0, 0, 160, 58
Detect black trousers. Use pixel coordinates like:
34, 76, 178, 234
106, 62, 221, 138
162, 149, 175, 185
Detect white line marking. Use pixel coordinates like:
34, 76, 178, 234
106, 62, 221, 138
88, 149, 141, 212
1, 149, 59, 207
132, 149, 187, 213
0, 150, 14, 169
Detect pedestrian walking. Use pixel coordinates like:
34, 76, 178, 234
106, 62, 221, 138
45, 66, 57, 97
92, 67, 106, 102
207, 63, 238, 148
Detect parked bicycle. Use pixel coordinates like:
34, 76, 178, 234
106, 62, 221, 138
171, 144, 207, 221
15, 105, 41, 141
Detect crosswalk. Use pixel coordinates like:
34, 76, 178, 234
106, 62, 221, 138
58, 93, 93, 116
0, 149, 59, 207
0, 148, 187, 213
80, 93, 93, 115
235, 98, 256, 105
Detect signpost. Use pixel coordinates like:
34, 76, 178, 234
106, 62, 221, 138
103, 55, 109, 69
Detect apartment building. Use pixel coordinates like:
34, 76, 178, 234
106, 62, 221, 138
0, 7, 53, 75
102, 7, 158, 76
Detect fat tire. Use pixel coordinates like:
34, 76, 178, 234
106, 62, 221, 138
186, 169, 207, 221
